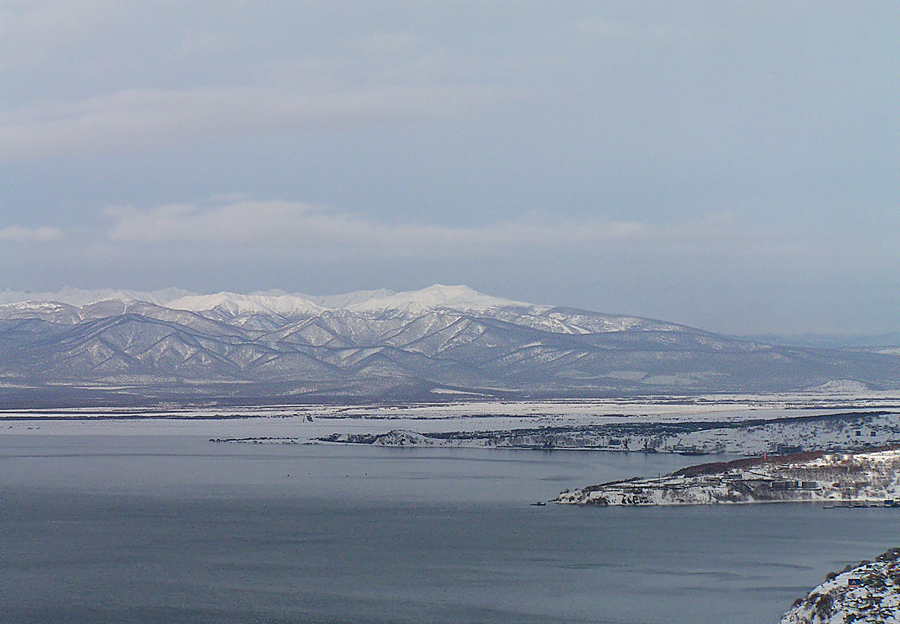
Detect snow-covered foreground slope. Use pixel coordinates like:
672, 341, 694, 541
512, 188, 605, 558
779, 548, 900, 624
555, 447, 900, 506
1, 285, 899, 406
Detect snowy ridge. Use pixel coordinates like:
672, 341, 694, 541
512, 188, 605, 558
168, 284, 534, 316
0, 284, 533, 316
1, 284, 899, 403
0, 287, 194, 307
166, 292, 325, 317
295, 288, 397, 309
342, 284, 539, 314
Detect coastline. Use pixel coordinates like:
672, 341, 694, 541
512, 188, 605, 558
555, 447, 900, 507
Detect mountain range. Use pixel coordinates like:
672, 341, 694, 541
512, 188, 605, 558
0, 284, 898, 407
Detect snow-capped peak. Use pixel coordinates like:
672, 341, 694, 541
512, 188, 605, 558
162, 285, 537, 318
166, 292, 325, 317
345, 284, 535, 314
0, 284, 537, 318
297, 288, 397, 309
0, 287, 195, 307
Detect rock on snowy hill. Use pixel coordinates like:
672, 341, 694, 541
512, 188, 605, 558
778, 548, 900, 623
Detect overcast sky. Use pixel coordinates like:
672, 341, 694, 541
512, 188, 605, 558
1, 1, 898, 335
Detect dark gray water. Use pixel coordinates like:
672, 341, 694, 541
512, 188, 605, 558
1, 435, 897, 624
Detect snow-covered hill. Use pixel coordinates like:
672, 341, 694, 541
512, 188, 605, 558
0, 285, 898, 406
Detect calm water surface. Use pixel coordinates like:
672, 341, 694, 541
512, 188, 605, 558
1, 435, 897, 624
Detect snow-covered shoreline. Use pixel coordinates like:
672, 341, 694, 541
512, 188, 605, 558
4, 399, 900, 460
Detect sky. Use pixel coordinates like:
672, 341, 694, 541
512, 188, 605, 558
1, 1, 898, 335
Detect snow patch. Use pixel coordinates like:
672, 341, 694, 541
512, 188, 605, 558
345, 284, 539, 314
808, 380, 873, 395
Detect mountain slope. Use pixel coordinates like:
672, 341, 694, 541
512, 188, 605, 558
0, 285, 898, 406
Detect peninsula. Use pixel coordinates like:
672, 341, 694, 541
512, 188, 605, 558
555, 447, 900, 506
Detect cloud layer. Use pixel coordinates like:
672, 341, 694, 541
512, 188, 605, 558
0, 85, 503, 160
0, 0, 119, 71
1, 2, 898, 335
0, 225, 64, 243
105, 198, 647, 251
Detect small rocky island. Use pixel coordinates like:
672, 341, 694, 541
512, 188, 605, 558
778, 548, 900, 623
555, 447, 900, 506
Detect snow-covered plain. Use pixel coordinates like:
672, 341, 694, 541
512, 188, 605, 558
3, 395, 900, 455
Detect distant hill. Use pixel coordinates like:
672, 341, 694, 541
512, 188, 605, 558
1, 285, 899, 407
742, 332, 900, 349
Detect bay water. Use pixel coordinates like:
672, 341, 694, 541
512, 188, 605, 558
1, 435, 897, 623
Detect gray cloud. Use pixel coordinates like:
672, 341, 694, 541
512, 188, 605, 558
105, 198, 647, 251
573, 15, 715, 45
1, 1, 897, 335
0, 84, 505, 160
0, 1, 119, 70
101, 197, 822, 271
0, 225, 64, 243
